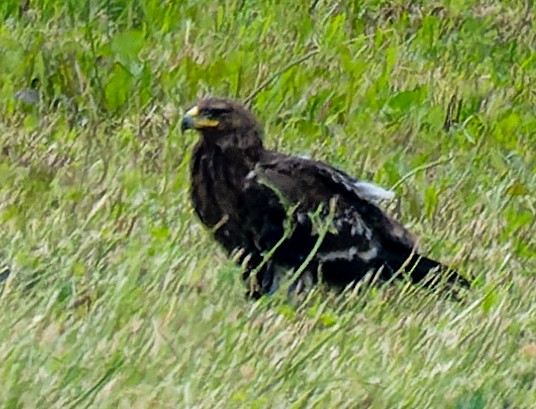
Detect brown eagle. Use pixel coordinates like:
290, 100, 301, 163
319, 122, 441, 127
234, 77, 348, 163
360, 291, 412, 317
181, 97, 469, 298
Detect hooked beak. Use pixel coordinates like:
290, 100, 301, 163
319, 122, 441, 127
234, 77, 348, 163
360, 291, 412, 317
180, 106, 220, 132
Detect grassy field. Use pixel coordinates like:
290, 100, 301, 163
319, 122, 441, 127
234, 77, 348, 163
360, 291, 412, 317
1, 0, 535, 407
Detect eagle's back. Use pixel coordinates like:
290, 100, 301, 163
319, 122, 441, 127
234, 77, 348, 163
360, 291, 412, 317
253, 151, 467, 292
190, 144, 467, 296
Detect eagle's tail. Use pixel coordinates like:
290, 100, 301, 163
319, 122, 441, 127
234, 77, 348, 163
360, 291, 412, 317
387, 251, 470, 289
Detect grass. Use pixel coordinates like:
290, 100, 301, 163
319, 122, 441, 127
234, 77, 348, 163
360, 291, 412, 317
0, 0, 535, 407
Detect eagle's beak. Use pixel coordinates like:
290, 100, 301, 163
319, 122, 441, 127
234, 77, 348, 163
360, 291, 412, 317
181, 106, 219, 132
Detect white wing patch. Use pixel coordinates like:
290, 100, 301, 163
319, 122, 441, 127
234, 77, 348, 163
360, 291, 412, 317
318, 246, 358, 262
356, 246, 378, 261
297, 213, 308, 224
314, 161, 394, 203
350, 221, 365, 236
353, 181, 395, 201
318, 245, 378, 262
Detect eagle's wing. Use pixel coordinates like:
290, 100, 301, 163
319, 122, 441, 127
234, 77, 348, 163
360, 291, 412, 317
254, 152, 416, 248
249, 152, 466, 288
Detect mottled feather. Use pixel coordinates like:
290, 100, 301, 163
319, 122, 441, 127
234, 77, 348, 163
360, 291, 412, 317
182, 97, 469, 298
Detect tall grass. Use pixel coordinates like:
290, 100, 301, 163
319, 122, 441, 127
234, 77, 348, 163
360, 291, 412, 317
0, 1, 535, 407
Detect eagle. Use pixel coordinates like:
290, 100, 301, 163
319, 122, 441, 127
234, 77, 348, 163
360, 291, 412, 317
181, 97, 469, 298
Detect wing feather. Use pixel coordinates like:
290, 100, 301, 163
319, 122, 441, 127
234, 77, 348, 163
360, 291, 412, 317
242, 151, 468, 291
243, 153, 405, 277
254, 152, 416, 250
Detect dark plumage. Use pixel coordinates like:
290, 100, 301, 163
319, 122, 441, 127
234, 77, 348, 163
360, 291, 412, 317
181, 98, 469, 298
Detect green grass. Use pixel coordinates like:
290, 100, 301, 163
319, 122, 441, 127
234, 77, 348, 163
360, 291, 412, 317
1, 0, 535, 407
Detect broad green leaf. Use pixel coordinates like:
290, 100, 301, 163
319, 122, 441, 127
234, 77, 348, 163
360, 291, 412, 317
105, 63, 133, 111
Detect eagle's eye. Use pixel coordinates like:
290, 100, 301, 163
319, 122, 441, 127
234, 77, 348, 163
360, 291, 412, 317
202, 107, 233, 117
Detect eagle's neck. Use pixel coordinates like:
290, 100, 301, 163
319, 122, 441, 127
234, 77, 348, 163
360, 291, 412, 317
199, 129, 264, 162
190, 132, 263, 230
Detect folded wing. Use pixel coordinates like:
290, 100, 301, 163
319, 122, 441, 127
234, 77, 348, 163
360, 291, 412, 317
248, 151, 468, 289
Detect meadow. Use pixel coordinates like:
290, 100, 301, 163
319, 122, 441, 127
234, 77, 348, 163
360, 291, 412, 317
0, 0, 535, 407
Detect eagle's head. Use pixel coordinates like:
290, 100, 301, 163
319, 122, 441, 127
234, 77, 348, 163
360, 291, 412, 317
181, 98, 263, 151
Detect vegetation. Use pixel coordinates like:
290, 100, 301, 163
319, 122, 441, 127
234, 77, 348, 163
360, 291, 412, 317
0, 0, 534, 407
